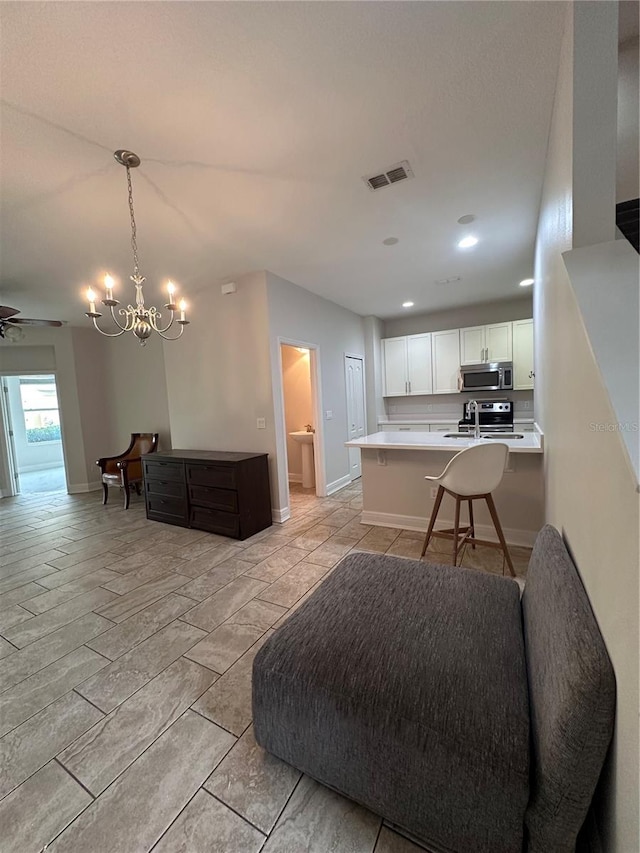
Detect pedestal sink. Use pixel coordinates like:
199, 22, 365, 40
289, 431, 315, 488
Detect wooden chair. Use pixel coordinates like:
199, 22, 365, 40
420, 442, 515, 576
97, 433, 159, 509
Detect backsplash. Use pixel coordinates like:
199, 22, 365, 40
384, 390, 534, 420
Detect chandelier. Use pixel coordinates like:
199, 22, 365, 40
84, 150, 189, 345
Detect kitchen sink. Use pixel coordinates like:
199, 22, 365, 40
443, 432, 525, 440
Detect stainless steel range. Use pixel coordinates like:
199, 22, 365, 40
458, 399, 514, 433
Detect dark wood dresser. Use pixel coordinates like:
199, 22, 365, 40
142, 450, 272, 540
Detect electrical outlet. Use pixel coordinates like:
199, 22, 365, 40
256, 417, 266, 429
430, 487, 438, 499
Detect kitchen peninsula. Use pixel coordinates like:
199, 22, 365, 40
346, 430, 544, 547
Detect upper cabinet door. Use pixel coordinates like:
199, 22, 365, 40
382, 337, 408, 396
432, 329, 461, 393
460, 326, 485, 365
485, 322, 512, 362
407, 334, 432, 395
512, 319, 534, 389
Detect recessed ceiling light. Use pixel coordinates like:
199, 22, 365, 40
382, 237, 399, 246
457, 214, 476, 225
457, 235, 478, 249
519, 278, 534, 287
402, 301, 414, 308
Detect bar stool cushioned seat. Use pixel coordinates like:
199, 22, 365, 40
253, 552, 530, 853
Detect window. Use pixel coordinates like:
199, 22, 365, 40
19, 377, 62, 443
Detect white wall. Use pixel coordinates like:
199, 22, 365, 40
162, 270, 278, 497
281, 345, 312, 480
617, 35, 640, 202
383, 295, 533, 338
102, 332, 172, 452
266, 271, 366, 509
534, 4, 639, 849
363, 315, 385, 434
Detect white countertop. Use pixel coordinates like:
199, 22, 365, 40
346, 430, 543, 454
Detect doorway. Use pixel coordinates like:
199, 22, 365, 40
1, 374, 67, 494
345, 354, 365, 481
281, 344, 316, 492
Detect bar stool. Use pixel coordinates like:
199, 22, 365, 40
420, 442, 515, 577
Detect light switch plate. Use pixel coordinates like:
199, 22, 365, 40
256, 417, 266, 429
325, 410, 333, 420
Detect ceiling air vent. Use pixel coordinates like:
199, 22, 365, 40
363, 160, 414, 192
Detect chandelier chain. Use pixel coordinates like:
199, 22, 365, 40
126, 165, 140, 277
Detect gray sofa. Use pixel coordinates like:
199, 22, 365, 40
252, 525, 615, 853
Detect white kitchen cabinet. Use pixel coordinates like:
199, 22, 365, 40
460, 323, 512, 364
429, 423, 458, 432
382, 334, 432, 396
380, 424, 430, 432
512, 319, 534, 389
431, 329, 461, 394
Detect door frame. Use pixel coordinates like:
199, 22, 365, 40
274, 337, 326, 520
343, 352, 367, 481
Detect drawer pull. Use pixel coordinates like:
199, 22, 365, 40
399, 427, 411, 431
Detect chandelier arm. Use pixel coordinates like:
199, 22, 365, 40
90, 316, 128, 338
153, 324, 187, 342
147, 308, 176, 335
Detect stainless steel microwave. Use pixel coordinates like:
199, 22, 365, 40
459, 362, 513, 392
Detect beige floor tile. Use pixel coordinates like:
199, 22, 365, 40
185, 601, 283, 674
155, 788, 266, 852
36, 553, 122, 588
375, 825, 428, 852
193, 631, 272, 736
85, 593, 195, 660
0, 691, 103, 799
0, 581, 48, 610
179, 557, 256, 601
3, 587, 118, 648
182, 576, 268, 632
257, 561, 328, 608
291, 523, 339, 551
20, 587, 80, 616
49, 712, 235, 853
305, 537, 353, 568
58, 657, 216, 795
95, 573, 188, 623
0, 760, 92, 853
238, 540, 285, 564
385, 537, 425, 560
102, 557, 190, 594
0, 550, 67, 580
0, 564, 60, 596
0, 604, 34, 632
172, 543, 246, 579
244, 545, 310, 583
262, 775, 381, 853
0, 612, 112, 693
0, 636, 17, 659
357, 526, 403, 553
76, 619, 207, 712
0, 645, 107, 737
205, 724, 302, 834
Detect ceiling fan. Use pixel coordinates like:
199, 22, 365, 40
0, 305, 63, 340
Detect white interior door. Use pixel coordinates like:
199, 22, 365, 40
345, 355, 365, 480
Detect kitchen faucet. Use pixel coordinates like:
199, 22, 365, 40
468, 400, 480, 440
305, 424, 315, 433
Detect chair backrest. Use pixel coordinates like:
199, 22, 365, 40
437, 442, 508, 496
521, 525, 615, 852
127, 433, 159, 458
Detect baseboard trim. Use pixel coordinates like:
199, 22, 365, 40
326, 474, 351, 495
360, 510, 536, 548
68, 481, 102, 494
0, 488, 13, 498
287, 474, 302, 484
273, 506, 291, 523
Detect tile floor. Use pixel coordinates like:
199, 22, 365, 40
0, 481, 531, 852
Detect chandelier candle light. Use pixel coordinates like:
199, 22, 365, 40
84, 150, 189, 345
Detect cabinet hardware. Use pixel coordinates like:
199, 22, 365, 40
408, 380, 411, 393
529, 371, 535, 379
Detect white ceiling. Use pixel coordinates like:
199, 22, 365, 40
0, 1, 568, 325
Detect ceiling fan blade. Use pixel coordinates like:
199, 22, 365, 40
7, 318, 63, 327
0, 306, 20, 320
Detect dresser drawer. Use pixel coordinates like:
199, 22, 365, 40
189, 484, 238, 513
145, 494, 188, 522
144, 460, 184, 482
186, 463, 237, 489
189, 506, 240, 538
145, 478, 186, 499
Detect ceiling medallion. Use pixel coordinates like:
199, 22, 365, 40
83, 150, 189, 345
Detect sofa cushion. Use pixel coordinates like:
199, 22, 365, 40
522, 525, 616, 853
253, 552, 530, 853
